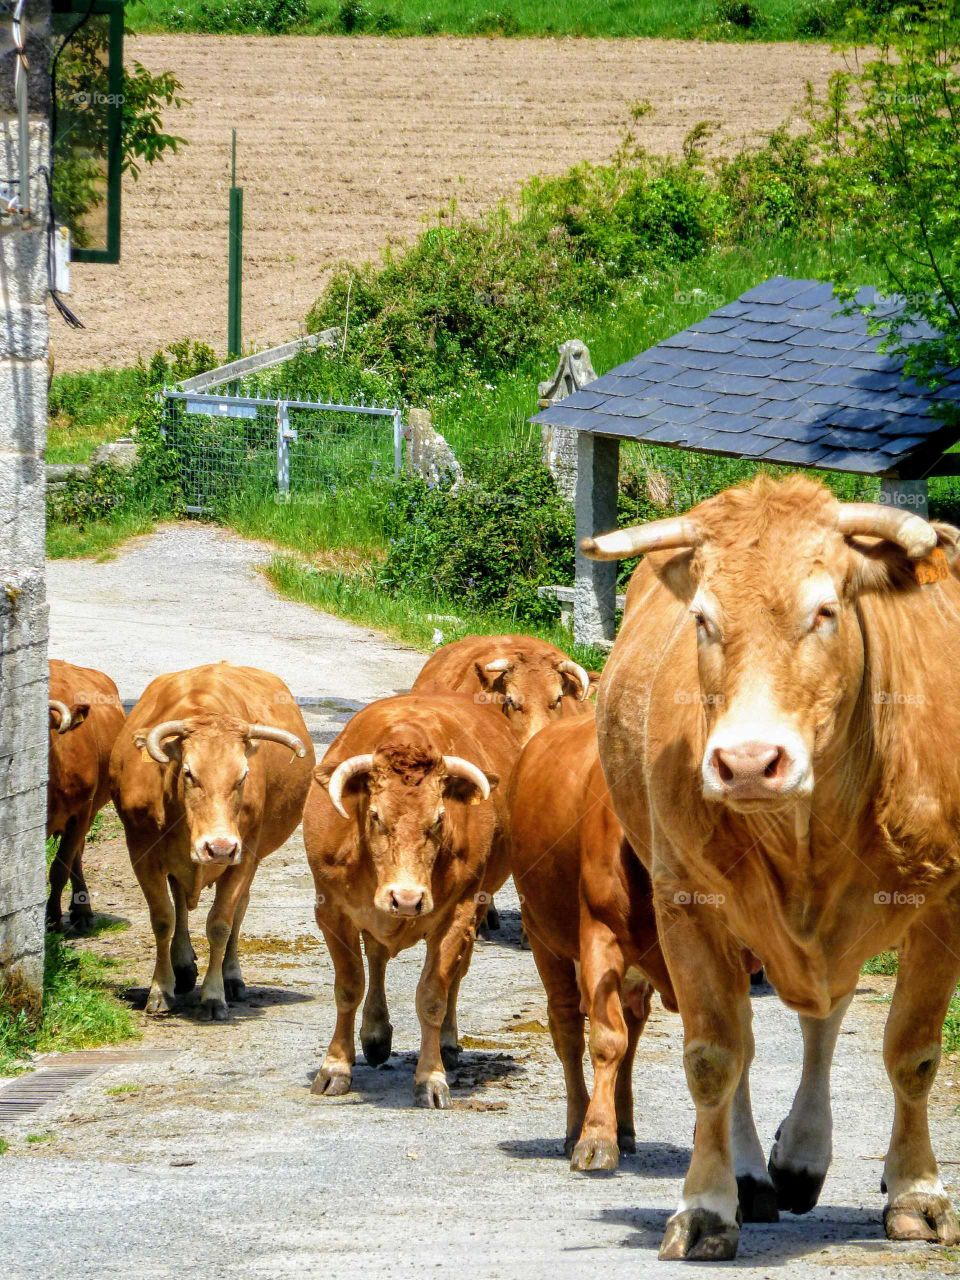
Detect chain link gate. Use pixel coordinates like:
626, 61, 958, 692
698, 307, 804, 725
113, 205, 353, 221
162, 390, 404, 514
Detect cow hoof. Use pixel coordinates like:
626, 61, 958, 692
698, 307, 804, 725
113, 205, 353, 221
570, 1136, 619, 1174
659, 1209, 740, 1262
738, 1173, 780, 1223
617, 1126, 637, 1155
174, 963, 198, 996
440, 1043, 461, 1072
224, 978, 247, 1003
884, 1192, 960, 1244
45, 915, 65, 934
201, 998, 230, 1022
145, 986, 176, 1015
563, 1134, 578, 1159
362, 1032, 393, 1067
485, 904, 501, 932
414, 1079, 451, 1110
310, 1066, 352, 1097
69, 912, 94, 936
768, 1155, 826, 1215
519, 928, 531, 951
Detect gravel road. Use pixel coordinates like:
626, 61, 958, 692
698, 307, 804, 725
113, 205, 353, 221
4, 524, 956, 1278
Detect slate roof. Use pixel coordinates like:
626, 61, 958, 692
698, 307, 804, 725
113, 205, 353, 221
532, 276, 960, 476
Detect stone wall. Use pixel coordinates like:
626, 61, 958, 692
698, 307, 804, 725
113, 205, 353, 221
0, 3, 52, 1016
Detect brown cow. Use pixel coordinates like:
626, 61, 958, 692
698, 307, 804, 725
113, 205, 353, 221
510, 711, 680, 1174
415, 634, 592, 930
47, 658, 125, 932
110, 663, 313, 1020
587, 474, 960, 1259
303, 693, 518, 1108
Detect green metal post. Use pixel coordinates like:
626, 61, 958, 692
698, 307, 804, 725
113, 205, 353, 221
227, 130, 243, 359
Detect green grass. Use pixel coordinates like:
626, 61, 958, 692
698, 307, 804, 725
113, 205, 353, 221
862, 951, 899, 977
861, 952, 960, 1054
48, 367, 145, 466
265, 553, 607, 667
0, 935, 138, 1076
45, 507, 158, 560
125, 0, 851, 40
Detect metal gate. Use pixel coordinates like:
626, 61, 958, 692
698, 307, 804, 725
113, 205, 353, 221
162, 390, 404, 514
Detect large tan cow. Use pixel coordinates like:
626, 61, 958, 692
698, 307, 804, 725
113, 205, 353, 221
415, 634, 592, 930
586, 473, 960, 1260
110, 663, 313, 1020
303, 693, 518, 1108
510, 712, 679, 1174
47, 659, 125, 931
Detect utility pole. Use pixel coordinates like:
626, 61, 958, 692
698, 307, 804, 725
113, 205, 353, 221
227, 128, 243, 359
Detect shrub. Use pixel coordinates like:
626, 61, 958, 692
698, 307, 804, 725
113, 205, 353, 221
379, 448, 574, 625
716, 129, 823, 237
715, 0, 760, 30
167, 0, 308, 31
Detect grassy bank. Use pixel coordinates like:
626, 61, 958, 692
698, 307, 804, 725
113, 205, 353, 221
126, 0, 869, 41
0, 936, 138, 1077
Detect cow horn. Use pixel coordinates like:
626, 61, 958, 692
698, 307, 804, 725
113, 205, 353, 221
442, 755, 491, 800
49, 700, 72, 733
484, 658, 513, 673
143, 720, 190, 765
327, 753, 375, 819
246, 724, 307, 758
837, 503, 938, 559
557, 659, 590, 700
581, 516, 702, 561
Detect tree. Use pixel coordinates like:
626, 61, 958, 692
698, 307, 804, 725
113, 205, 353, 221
809, 5, 960, 384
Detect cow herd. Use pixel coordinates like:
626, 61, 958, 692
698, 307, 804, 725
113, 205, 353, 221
44, 474, 960, 1263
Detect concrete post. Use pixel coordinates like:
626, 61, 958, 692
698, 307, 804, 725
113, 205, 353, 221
879, 476, 928, 520
0, 9, 52, 1017
539, 339, 597, 502
574, 433, 619, 647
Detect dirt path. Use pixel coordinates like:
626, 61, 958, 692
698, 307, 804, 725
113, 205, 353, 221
55, 35, 844, 372
5, 524, 956, 1277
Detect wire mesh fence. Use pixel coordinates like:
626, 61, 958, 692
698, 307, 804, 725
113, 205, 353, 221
162, 391, 403, 514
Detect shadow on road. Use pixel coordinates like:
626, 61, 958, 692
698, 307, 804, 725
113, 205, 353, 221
498, 1138, 691, 1177
123, 984, 313, 1022
305, 1047, 526, 1110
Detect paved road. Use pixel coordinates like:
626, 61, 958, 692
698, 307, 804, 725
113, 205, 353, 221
5, 525, 955, 1278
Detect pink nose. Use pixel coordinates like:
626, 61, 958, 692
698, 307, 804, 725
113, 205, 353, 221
387, 887, 425, 916
711, 741, 790, 795
202, 837, 240, 861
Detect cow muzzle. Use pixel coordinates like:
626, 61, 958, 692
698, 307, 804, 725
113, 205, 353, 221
375, 883, 434, 918
702, 736, 811, 808
192, 835, 242, 865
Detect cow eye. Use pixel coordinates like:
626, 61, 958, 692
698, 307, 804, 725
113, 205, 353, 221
550, 692, 563, 709
369, 808, 383, 828
182, 764, 194, 784
428, 809, 445, 833
235, 769, 248, 790
812, 604, 838, 632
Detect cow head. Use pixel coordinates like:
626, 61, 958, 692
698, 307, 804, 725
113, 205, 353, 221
473, 652, 591, 744
134, 714, 306, 864
315, 731, 498, 917
585, 475, 956, 813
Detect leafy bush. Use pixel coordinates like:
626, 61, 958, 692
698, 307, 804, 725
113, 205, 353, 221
166, 0, 308, 31
379, 449, 574, 624
716, 128, 823, 237
715, 0, 761, 29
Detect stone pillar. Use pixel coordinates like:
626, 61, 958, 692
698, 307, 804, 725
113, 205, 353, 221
574, 433, 619, 647
879, 476, 928, 520
404, 407, 462, 489
0, 10, 52, 1018
539, 339, 597, 502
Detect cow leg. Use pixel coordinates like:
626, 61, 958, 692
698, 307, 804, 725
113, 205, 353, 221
571, 918, 629, 1173
767, 991, 853, 1214
47, 817, 88, 932
525, 922, 588, 1155
657, 909, 745, 1263
223, 889, 250, 1002
132, 857, 178, 1015
881, 911, 960, 1245
199, 864, 256, 1021
312, 908, 364, 1097
168, 876, 198, 996
615, 977, 653, 1157
438, 940, 470, 1072
360, 933, 393, 1066
732, 998, 778, 1223
413, 906, 476, 1109
68, 827, 95, 934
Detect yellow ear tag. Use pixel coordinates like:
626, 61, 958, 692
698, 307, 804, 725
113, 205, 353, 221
914, 547, 950, 586
140, 746, 153, 763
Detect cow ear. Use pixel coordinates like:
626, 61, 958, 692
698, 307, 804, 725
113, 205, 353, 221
313, 763, 336, 787
69, 702, 90, 729
848, 523, 959, 596
646, 547, 698, 603
244, 739, 261, 758
444, 770, 499, 805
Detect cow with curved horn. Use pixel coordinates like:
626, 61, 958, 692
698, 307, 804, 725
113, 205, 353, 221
587, 473, 960, 1260
413, 634, 593, 932
47, 659, 125, 931
303, 693, 518, 1108
110, 663, 314, 1021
